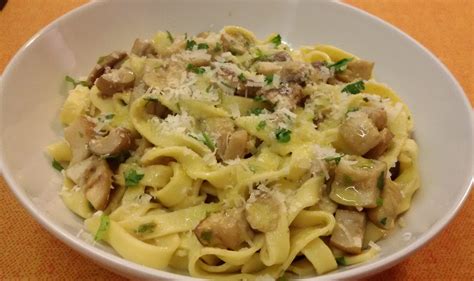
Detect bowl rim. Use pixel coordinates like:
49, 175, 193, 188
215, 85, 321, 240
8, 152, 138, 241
0, 0, 473, 279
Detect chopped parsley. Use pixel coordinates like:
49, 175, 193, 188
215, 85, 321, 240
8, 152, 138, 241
271, 34, 282, 46
202, 132, 215, 151
380, 217, 387, 226
214, 42, 222, 52
325, 156, 342, 165
377, 171, 385, 190
197, 43, 209, 50
238, 73, 247, 82
136, 222, 157, 234
52, 159, 64, 172
185, 39, 196, 50
65, 75, 88, 87
328, 57, 353, 72
254, 95, 266, 102
200, 230, 213, 242
124, 169, 144, 187
254, 48, 268, 61
186, 63, 205, 74
264, 74, 274, 85
376, 197, 384, 207
342, 80, 365, 95
343, 174, 353, 186
104, 113, 115, 120
166, 30, 174, 43
336, 256, 347, 266
249, 108, 263, 115
94, 214, 110, 241
256, 120, 267, 131
275, 128, 291, 143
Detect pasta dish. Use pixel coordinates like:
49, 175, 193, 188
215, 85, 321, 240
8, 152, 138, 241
47, 26, 420, 280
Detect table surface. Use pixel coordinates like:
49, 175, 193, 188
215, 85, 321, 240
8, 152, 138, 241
0, 0, 473, 280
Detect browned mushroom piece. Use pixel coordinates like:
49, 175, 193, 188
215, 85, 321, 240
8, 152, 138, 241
280, 61, 313, 84
365, 128, 394, 159
262, 83, 304, 110
86, 51, 128, 86
245, 192, 280, 232
329, 156, 386, 208
360, 106, 387, 131
267, 51, 292, 62
201, 118, 235, 161
193, 208, 254, 250
335, 60, 374, 83
367, 179, 403, 229
66, 155, 112, 210
64, 116, 95, 164
89, 127, 133, 156
95, 68, 136, 97
310, 61, 332, 83
255, 61, 282, 76
330, 209, 366, 254
339, 112, 382, 156
131, 38, 157, 57
145, 98, 172, 118
222, 130, 248, 161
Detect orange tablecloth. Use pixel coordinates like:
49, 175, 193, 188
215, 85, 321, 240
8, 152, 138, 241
0, 0, 473, 280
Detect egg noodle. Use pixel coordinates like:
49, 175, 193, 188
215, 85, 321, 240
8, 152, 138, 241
47, 26, 420, 280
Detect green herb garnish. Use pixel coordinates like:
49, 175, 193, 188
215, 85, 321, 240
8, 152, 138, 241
254, 95, 266, 102
377, 171, 385, 190
185, 39, 196, 50
186, 63, 205, 74
264, 74, 274, 85
336, 256, 347, 266
238, 73, 247, 82
376, 197, 384, 207
201, 230, 213, 242
271, 34, 282, 46
52, 159, 64, 172
328, 57, 353, 72
197, 43, 209, 50
380, 217, 387, 226
65, 75, 88, 87
342, 80, 365, 95
214, 42, 222, 52
249, 108, 263, 115
124, 169, 144, 187
275, 128, 291, 143
136, 222, 157, 234
166, 30, 174, 43
94, 214, 110, 241
256, 120, 267, 131
325, 156, 342, 165
202, 132, 215, 151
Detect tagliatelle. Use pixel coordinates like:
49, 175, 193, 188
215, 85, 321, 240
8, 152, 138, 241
48, 26, 420, 279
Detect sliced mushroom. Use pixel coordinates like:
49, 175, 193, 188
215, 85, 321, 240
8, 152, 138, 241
245, 192, 280, 232
194, 208, 254, 250
280, 61, 313, 85
145, 98, 172, 118
262, 83, 304, 110
311, 61, 332, 83
89, 127, 133, 156
255, 61, 282, 76
335, 60, 374, 83
201, 117, 235, 161
223, 130, 248, 161
330, 209, 366, 254
87, 51, 128, 86
365, 128, 394, 159
95, 68, 136, 97
267, 51, 292, 62
360, 106, 387, 130
367, 179, 403, 229
339, 111, 382, 155
329, 156, 386, 208
131, 38, 157, 57
64, 116, 95, 164
66, 155, 112, 210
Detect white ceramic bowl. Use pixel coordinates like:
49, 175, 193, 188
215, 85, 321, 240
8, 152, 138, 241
1, 0, 473, 280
